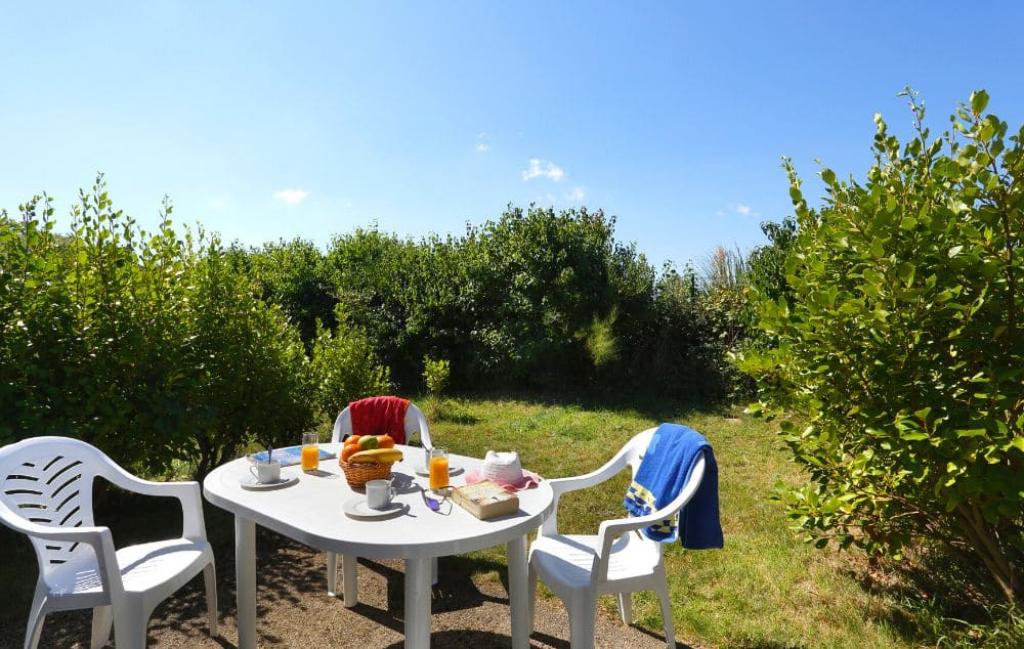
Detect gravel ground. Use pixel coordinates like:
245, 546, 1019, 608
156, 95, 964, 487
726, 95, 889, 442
21, 529, 687, 649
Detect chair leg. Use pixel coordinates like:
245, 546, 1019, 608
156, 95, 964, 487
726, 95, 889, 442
326, 552, 338, 596
341, 554, 358, 608
527, 562, 538, 634
112, 599, 149, 649
618, 592, 633, 625
567, 593, 596, 649
23, 582, 47, 649
90, 605, 113, 649
203, 561, 219, 637
655, 568, 676, 649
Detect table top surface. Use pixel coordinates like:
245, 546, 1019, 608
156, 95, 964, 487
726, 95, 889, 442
203, 444, 555, 559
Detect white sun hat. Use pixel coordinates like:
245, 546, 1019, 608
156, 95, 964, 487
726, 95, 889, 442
480, 450, 524, 484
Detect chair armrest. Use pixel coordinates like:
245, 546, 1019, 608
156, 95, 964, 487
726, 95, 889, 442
0, 512, 124, 596
103, 469, 207, 541
592, 455, 707, 582
539, 446, 634, 537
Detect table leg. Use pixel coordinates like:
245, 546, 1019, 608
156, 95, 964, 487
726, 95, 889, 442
235, 516, 257, 649
342, 553, 358, 608
507, 535, 530, 649
404, 556, 432, 649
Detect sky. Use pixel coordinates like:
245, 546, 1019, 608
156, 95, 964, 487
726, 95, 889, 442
2, 1, 1023, 268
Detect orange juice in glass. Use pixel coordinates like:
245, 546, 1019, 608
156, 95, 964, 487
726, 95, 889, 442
301, 432, 320, 471
429, 447, 449, 492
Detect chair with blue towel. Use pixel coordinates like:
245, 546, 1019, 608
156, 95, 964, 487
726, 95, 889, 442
528, 424, 722, 649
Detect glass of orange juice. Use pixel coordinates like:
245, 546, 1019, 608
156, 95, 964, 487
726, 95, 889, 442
301, 432, 320, 471
429, 447, 449, 492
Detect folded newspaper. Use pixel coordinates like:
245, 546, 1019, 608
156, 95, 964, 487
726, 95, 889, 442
252, 446, 335, 467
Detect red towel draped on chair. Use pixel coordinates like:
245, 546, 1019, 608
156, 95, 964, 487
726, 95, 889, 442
349, 396, 411, 444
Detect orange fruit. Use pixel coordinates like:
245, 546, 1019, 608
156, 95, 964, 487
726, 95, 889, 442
346, 435, 362, 445
377, 435, 395, 449
341, 444, 359, 462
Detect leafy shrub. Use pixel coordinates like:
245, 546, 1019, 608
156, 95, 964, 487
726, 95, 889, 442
309, 306, 391, 422
179, 242, 314, 477
743, 90, 1024, 600
747, 217, 797, 303
320, 206, 660, 391
0, 178, 318, 478
422, 356, 450, 397
242, 239, 337, 346
0, 183, 193, 473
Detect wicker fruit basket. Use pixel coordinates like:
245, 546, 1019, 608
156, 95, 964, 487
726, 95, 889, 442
339, 459, 394, 489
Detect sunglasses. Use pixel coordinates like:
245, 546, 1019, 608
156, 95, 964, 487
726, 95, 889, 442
421, 486, 452, 515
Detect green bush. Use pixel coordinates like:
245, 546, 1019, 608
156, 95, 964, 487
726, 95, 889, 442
748, 217, 797, 303
743, 90, 1024, 601
242, 239, 337, 346
422, 356, 450, 396
179, 242, 314, 477
309, 306, 391, 422
0, 178, 319, 478
320, 206, 662, 390
0, 183, 193, 473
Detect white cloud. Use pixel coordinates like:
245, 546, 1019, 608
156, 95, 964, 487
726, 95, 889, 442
273, 188, 309, 205
522, 158, 565, 182
567, 187, 585, 203
720, 202, 757, 217
476, 143, 490, 152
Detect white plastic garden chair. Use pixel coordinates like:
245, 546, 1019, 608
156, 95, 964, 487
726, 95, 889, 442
326, 401, 432, 605
528, 427, 707, 649
0, 436, 218, 649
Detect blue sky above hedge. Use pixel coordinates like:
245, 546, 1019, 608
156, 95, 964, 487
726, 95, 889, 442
2, 1, 1022, 267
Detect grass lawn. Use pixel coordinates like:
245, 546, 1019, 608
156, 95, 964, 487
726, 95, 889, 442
0, 395, 946, 648
425, 395, 905, 649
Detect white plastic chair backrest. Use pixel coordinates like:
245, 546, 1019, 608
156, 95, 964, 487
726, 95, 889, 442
0, 437, 114, 583
622, 428, 708, 520
543, 427, 707, 539
330, 400, 431, 447
623, 428, 657, 481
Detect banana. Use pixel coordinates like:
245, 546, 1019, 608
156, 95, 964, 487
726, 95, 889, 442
348, 448, 403, 464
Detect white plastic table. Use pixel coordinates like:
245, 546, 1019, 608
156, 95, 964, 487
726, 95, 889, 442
203, 444, 554, 649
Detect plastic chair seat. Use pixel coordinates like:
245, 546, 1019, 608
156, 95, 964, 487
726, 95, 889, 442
530, 532, 661, 595
49, 539, 212, 602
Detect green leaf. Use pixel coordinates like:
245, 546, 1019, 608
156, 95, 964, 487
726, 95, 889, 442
948, 245, 963, 258
955, 428, 987, 438
970, 89, 989, 116
896, 262, 916, 286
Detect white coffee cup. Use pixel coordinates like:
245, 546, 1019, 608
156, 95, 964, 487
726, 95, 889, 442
250, 459, 282, 484
365, 479, 396, 510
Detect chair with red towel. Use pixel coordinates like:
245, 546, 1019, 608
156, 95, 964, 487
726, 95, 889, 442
326, 396, 432, 605
348, 396, 412, 444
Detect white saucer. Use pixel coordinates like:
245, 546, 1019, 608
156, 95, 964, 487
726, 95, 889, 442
343, 498, 409, 520
413, 463, 464, 478
240, 475, 299, 491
